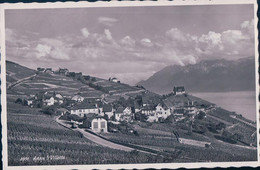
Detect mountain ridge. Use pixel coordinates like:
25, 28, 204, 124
137, 57, 256, 94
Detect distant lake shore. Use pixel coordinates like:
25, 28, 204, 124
192, 91, 257, 122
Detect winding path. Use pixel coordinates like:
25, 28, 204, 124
55, 117, 157, 154
7, 74, 37, 90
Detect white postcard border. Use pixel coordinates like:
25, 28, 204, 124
1, 0, 259, 169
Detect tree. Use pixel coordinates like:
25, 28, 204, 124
110, 115, 115, 121
158, 117, 165, 123
103, 114, 109, 121
69, 72, 76, 78
91, 77, 96, 82
15, 98, 23, 104
84, 75, 90, 80
216, 122, 226, 131
197, 111, 206, 120
67, 114, 83, 122
42, 106, 57, 115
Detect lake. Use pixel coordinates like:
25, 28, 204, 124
192, 91, 257, 122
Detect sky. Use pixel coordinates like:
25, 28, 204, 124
5, 4, 255, 85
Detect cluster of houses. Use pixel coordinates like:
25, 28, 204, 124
25, 91, 64, 107
68, 86, 213, 123
20, 86, 215, 133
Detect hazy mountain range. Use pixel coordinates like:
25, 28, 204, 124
137, 57, 256, 94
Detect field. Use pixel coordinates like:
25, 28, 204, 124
7, 100, 165, 165
102, 121, 257, 162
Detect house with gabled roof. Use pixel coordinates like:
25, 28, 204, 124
109, 77, 120, 83
82, 114, 108, 133
155, 102, 171, 119
71, 95, 84, 102
115, 106, 133, 122
43, 95, 55, 106
173, 86, 185, 95
141, 105, 156, 116
70, 102, 103, 117
184, 100, 197, 115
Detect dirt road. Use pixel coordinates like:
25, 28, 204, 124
7, 74, 37, 90
55, 117, 135, 152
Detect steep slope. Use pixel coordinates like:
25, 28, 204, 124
6, 60, 36, 86
137, 57, 256, 94
6, 60, 147, 99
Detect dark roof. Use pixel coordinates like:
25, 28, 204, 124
83, 113, 99, 122
71, 102, 99, 110
57, 108, 68, 112
115, 106, 125, 114
142, 105, 156, 111
134, 101, 141, 109
163, 99, 175, 108
174, 108, 184, 114
142, 96, 150, 104
103, 104, 113, 112
173, 86, 185, 92
43, 94, 54, 100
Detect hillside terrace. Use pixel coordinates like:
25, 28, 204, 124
8, 64, 257, 148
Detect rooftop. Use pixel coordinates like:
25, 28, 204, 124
71, 102, 100, 110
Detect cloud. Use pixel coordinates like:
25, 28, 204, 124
81, 28, 90, 38
166, 28, 187, 42
98, 17, 118, 26
6, 19, 255, 85
6, 28, 15, 42
104, 29, 112, 40
36, 44, 51, 58
140, 38, 153, 47
121, 36, 135, 48
163, 19, 254, 62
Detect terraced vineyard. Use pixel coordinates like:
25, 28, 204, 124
7, 102, 163, 165
103, 122, 257, 162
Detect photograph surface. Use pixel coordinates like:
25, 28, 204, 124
2, 1, 258, 167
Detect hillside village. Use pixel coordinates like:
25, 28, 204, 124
11, 65, 257, 148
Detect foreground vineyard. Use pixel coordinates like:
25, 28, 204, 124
7, 102, 163, 165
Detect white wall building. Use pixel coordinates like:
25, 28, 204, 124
70, 103, 103, 117
91, 117, 107, 133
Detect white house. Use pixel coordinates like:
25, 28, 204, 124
44, 96, 55, 106
70, 102, 103, 117
26, 97, 34, 106
115, 106, 133, 122
184, 101, 198, 115
141, 106, 156, 116
55, 93, 63, 99
91, 117, 108, 133
147, 114, 159, 122
173, 86, 185, 95
109, 77, 120, 83
156, 103, 171, 119
71, 95, 84, 102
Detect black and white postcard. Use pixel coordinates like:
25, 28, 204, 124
1, 0, 259, 169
